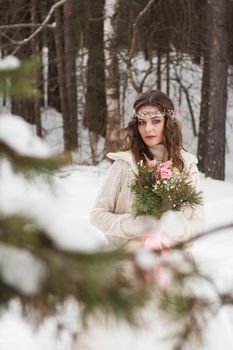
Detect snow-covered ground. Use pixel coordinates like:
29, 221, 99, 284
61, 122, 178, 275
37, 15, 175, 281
1, 137, 233, 349
0, 107, 233, 350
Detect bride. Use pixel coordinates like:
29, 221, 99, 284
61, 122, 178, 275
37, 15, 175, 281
90, 89, 204, 248
84, 89, 233, 349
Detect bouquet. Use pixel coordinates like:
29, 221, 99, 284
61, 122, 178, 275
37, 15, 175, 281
130, 159, 203, 220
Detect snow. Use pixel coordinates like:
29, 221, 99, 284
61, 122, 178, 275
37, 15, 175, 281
0, 299, 80, 350
0, 115, 107, 252
0, 114, 52, 157
0, 245, 46, 294
0, 112, 233, 348
0, 56, 20, 70
135, 249, 157, 270
1, 134, 233, 348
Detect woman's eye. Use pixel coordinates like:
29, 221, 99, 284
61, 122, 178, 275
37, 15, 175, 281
138, 120, 145, 126
152, 119, 160, 124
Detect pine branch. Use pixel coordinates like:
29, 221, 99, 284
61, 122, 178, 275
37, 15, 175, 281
0, 140, 71, 176
0, 219, 148, 324
1, 215, 233, 349
0, 57, 39, 98
167, 222, 233, 251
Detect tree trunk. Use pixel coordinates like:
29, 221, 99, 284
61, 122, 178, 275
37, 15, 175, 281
63, 0, 78, 148
197, 0, 228, 180
166, 51, 170, 96
31, 0, 42, 137
84, 0, 106, 137
54, 5, 69, 149
104, 0, 120, 154
11, 0, 37, 125
54, 1, 78, 150
47, 30, 61, 112
40, 0, 49, 110
157, 49, 161, 90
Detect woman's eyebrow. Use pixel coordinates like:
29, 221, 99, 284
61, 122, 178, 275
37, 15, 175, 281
150, 116, 162, 120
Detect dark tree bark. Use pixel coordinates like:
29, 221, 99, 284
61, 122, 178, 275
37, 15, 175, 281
197, 0, 229, 180
54, 5, 70, 148
156, 48, 161, 90
41, 0, 60, 112
63, 0, 78, 148
10, 0, 38, 126
54, 0, 78, 150
83, 0, 107, 137
47, 30, 61, 112
31, 0, 42, 137
166, 51, 170, 96
40, 0, 49, 109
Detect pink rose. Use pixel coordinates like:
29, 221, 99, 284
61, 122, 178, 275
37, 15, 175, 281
160, 160, 172, 169
147, 159, 157, 168
160, 167, 172, 179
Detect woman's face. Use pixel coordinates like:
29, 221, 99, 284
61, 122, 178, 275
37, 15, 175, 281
137, 105, 165, 147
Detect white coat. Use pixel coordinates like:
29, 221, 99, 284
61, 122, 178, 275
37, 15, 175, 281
90, 144, 205, 248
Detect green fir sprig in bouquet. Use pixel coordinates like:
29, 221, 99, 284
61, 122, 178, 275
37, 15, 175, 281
130, 159, 203, 220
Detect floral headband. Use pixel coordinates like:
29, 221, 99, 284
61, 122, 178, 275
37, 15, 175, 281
134, 108, 178, 120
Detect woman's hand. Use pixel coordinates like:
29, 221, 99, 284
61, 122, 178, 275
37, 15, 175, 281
159, 210, 190, 244
121, 214, 161, 237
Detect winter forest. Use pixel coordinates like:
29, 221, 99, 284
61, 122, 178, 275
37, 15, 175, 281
1, 0, 233, 349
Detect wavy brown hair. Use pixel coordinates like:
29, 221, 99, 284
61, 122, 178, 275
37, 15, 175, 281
117, 90, 185, 171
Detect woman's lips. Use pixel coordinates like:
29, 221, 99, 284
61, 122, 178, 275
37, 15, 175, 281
145, 135, 156, 138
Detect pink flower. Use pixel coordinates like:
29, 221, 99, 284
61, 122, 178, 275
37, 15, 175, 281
147, 159, 157, 168
160, 160, 172, 169
167, 108, 179, 119
160, 167, 172, 179
173, 108, 179, 118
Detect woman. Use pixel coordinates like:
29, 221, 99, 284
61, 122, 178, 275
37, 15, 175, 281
90, 90, 205, 248
87, 90, 233, 350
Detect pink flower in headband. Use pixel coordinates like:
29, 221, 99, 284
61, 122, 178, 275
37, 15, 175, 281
172, 108, 179, 118
168, 108, 179, 119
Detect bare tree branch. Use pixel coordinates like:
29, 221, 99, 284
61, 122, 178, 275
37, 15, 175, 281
127, 0, 155, 93
170, 222, 233, 251
0, 24, 54, 30
10, 0, 70, 55
173, 67, 197, 137
139, 63, 153, 92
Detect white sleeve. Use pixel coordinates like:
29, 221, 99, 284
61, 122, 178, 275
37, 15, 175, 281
185, 164, 206, 233
90, 160, 160, 241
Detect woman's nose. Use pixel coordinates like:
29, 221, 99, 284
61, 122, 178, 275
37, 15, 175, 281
145, 120, 153, 132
